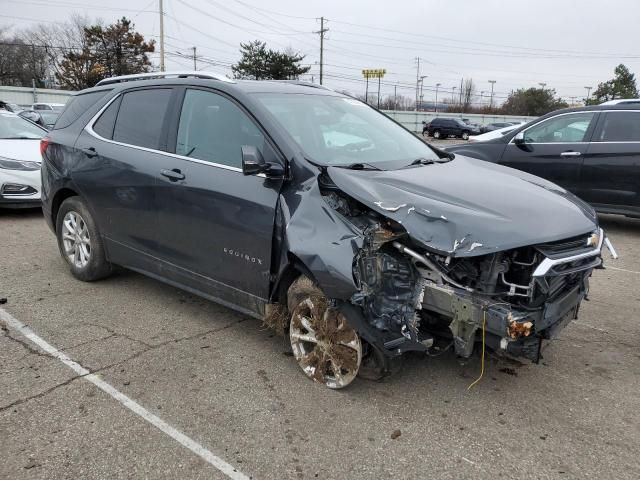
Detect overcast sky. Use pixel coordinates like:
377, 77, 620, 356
2, 0, 639, 105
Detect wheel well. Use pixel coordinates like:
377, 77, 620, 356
270, 254, 318, 306
51, 188, 78, 231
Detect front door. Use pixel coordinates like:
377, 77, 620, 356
153, 87, 283, 314
581, 110, 640, 211
499, 112, 598, 195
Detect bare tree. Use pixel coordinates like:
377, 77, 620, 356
0, 26, 49, 87
461, 78, 475, 112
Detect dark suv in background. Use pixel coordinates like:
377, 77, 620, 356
41, 72, 614, 389
446, 104, 640, 217
425, 117, 481, 140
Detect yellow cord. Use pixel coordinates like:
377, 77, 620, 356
467, 309, 486, 390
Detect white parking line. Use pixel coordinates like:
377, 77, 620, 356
606, 265, 640, 275
0, 307, 250, 480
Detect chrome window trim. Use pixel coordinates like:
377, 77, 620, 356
85, 92, 254, 175
508, 111, 597, 146
532, 228, 604, 277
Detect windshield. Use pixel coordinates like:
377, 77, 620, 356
252, 93, 439, 167
0, 112, 46, 139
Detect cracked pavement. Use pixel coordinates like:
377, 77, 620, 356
1, 208, 640, 479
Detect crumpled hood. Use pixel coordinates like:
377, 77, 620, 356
327, 155, 598, 257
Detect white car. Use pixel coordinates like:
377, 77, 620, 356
32, 102, 66, 112
468, 124, 520, 143
0, 111, 47, 208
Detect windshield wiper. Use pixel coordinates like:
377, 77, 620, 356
406, 157, 436, 167
340, 162, 381, 170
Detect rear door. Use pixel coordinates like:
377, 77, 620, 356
581, 110, 640, 211
499, 111, 598, 194
152, 87, 283, 313
74, 87, 175, 269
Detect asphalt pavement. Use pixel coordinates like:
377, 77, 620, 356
1, 208, 639, 479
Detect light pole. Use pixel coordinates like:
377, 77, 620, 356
488, 80, 496, 109
539, 82, 547, 89
452, 86, 457, 104
584, 86, 592, 103
435, 83, 441, 113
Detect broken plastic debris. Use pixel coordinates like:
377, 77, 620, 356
374, 201, 407, 212
468, 242, 483, 252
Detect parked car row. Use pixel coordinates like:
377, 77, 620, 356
1, 101, 64, 130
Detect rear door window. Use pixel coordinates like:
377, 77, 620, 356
594, 111, 640, 142
113, 88, 172, 150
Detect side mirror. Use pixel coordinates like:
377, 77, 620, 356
513, 131, 525, 144
241, 145, 284, 178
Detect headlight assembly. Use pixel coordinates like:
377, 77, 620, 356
0, 156, 41, 171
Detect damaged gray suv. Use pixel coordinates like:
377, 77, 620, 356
41, 72, 617, 388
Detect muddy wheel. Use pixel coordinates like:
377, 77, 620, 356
287, 277, 362, 389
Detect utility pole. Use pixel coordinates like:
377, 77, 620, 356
435, 83, 441, 113
452, 86, 457, 104
377, 75, 381, 109
459, 77, 463, 105
192, 47, 197, 70
419, 75, 427, 106
584, 86, 592, 103
394, 82, 398, 110
488, 80, 496, 109
159, 0, 165, 71
315, 17, 329, 85
415, 57, 420, 111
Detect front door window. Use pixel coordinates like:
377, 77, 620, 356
523, 113, 596, 143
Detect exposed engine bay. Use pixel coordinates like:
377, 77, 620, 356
319, 175, 616, 363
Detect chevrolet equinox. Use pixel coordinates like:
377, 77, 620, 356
41, 72, 616, 389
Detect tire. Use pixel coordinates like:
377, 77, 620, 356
287, 276, 362, 389
56, 196, 112, 282
433, 130, 441, 139
461, 131, 470, 140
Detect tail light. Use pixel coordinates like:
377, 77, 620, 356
40, 137, 50, 157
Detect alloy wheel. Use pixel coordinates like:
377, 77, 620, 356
62, 211, 91, 268
290, 297, 362, 389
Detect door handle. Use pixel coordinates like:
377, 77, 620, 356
81, 147, 97, 158
160, 168, 185, 181
560, 151, 582, 157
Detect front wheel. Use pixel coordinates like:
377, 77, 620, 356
461, 131, 470, 140
287, 277, 362, 389
433, 130, 441, 139
56, 196, 112, 282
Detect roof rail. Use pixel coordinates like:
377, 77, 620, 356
274, 80, 333, 91
95, 71, 234, 86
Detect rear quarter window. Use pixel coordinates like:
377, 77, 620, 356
54, 90, 112, 130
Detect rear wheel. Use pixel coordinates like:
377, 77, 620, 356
56, 197, 112, 282
461, 131, 470, 140
287, 277, 362, 389
433, 130, 441, 139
